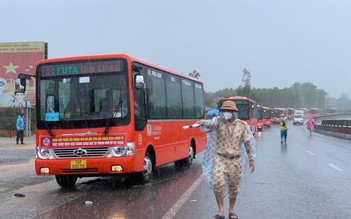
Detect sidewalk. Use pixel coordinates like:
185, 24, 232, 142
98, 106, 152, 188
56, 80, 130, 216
0, 135, 36, 149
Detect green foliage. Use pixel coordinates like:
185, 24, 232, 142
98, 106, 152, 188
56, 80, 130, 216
242, 68, 251, 87
204, 81, 339, 110
204, 88, 237, 108
327, 93, 351, 110
188, 69, 200, 79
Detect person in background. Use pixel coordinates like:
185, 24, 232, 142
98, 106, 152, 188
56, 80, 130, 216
0, 77, 14, 107
195, 101, 256, 219
280, 113, 288, 143
100, 89, 114, 112
16, 113, 25, 145
306, 116, 316, 135
100, 89, 128, 117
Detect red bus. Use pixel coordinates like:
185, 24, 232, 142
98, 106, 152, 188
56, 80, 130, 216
271, 108, 287, 124
218, 96, 259, 135
327, 107, 337, 116
310, 108, 320, 118
21, 54, 207, 188
263, 106, 272, 127
257, 105, 264, 131
299, 108, 310, 118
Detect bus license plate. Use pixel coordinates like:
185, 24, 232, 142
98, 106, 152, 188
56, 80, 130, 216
70, 160, 87, 169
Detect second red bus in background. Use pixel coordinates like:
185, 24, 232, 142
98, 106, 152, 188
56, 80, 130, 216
263, 106, 272, 127
218, 96, 259, 135
271, 108, 287, 124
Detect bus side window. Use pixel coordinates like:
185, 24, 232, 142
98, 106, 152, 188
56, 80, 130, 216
134, 89, 147, 131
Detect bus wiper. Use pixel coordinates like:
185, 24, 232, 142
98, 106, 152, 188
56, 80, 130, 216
103, 100, 123, 135
103, 86, 125, 136
40, 113, 54, 137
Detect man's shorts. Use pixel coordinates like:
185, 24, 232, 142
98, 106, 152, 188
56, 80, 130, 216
212, 154, 242, 197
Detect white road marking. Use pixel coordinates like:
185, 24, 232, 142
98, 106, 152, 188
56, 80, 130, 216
162, 174, 204, 219
306, 151, 315, 156
328, 163, 343, 172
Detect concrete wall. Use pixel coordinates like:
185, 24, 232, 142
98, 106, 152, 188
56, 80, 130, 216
315, 124, 351, 141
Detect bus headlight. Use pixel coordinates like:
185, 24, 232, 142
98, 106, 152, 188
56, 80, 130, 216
106, 142, 135, 157
36, 147, 56, 160
125, 142, 135, 156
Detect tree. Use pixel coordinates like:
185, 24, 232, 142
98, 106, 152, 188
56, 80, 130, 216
188, 69, 200, 79
242, 68, 251, 87
236, 68, 256, 99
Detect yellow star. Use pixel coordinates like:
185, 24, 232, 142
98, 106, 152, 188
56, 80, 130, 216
4, 62, 19, 74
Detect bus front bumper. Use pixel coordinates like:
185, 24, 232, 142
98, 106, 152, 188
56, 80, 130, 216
35, 156, 140, 176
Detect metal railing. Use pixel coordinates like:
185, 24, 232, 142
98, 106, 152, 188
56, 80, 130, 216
320, 120, 351, 128
315, 120, 351, 139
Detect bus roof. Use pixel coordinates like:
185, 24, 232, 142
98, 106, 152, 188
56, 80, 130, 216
37, 53, 203, 83
221, 96, 256, 102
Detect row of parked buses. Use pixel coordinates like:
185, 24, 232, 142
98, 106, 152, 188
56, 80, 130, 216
217, 96, 271, 136
216, 97, 333, 136
217, 97, 300, 135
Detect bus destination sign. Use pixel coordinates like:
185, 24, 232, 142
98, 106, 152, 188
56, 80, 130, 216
40, 60, 123, 77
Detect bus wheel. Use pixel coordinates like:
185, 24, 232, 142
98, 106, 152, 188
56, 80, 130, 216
55, 175, 77, 188
142, 151, 153, 183
175, 144, 194, 168
184, 144, 194, 167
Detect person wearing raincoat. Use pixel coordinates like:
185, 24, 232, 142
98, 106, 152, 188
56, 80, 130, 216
195, 101, 256, 219
306, 116, 316, 135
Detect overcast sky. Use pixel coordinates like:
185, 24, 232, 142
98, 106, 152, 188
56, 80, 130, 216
2, 0, 350, 98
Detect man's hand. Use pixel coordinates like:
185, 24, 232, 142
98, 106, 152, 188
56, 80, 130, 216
249, 160, 255, 173
195, 121, 204, 126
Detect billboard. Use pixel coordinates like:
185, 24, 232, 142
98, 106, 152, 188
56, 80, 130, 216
0, 42, 47, 108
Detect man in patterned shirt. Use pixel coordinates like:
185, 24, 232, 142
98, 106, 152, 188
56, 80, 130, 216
196, 100, 256, 219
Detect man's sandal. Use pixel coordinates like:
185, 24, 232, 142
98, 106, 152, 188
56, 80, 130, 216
229, 212, 238, 219
212, 214, 225, 219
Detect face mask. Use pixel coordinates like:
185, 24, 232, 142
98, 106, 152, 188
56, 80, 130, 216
234, 112, 238, 119
223, 112, 233, 120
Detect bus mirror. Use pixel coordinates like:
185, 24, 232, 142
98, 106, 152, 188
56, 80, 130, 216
135, 75, 145, 90
15, 78, 26, 93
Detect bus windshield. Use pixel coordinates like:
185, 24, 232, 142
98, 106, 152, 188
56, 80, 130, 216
271, 109, 282, 117
233, 100, 249, 120
219, 100, 249, 120
263, 109, 271, 119
257, 107, 263, 120
37, 59, 130, 129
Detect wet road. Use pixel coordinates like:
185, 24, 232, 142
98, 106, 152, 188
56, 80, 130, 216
0, 120, 350, 218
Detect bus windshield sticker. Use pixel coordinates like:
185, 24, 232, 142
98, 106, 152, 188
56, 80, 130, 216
45, 112, 59, 121
79, 76, 90, 83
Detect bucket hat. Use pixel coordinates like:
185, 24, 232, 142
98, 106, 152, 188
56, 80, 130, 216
220, 101, 238, 111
